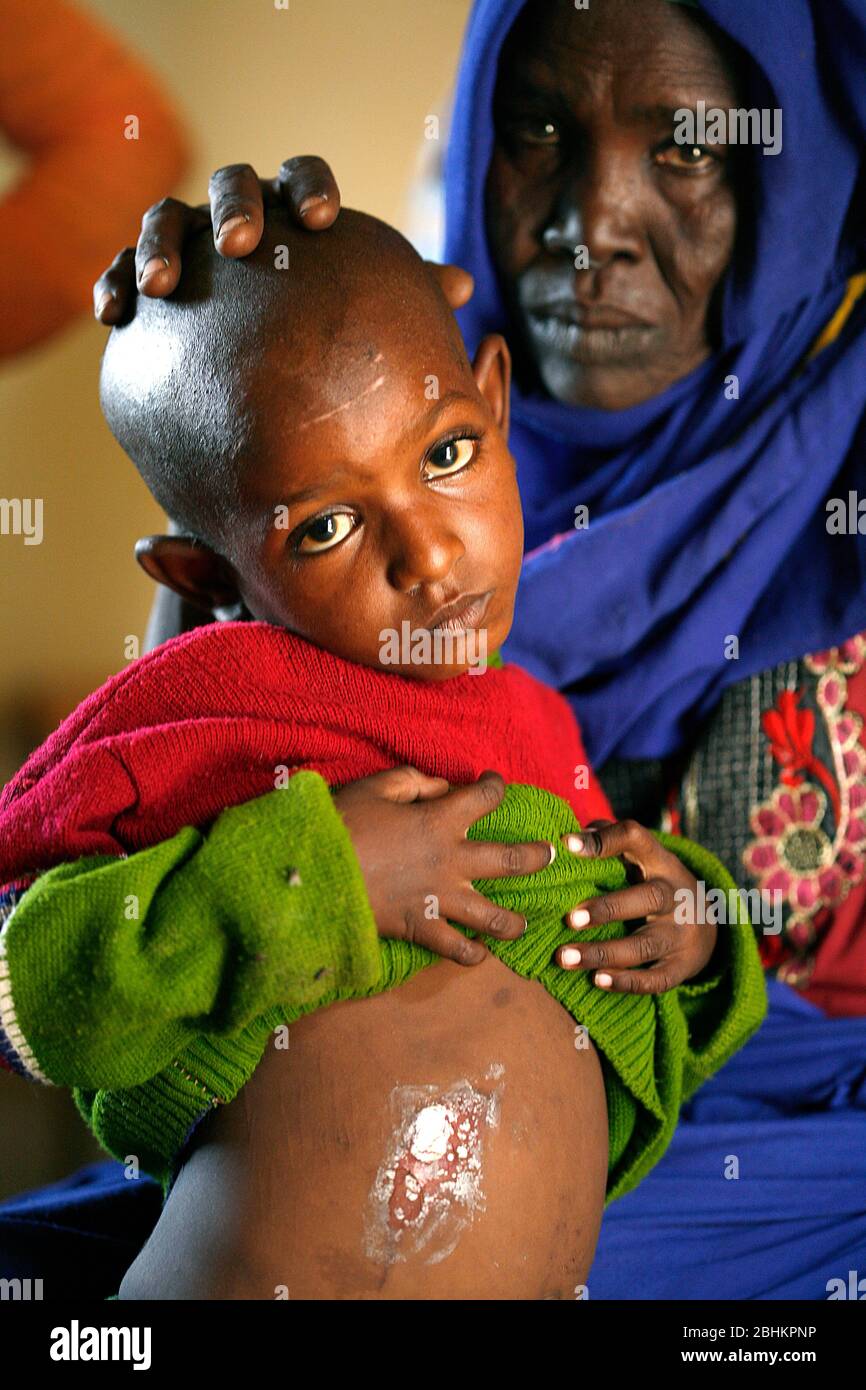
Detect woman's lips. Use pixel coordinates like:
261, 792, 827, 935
523, 296, 656, 366
426, 590, 493, 633
531, 299, 649, 329
527, 309, 656, 365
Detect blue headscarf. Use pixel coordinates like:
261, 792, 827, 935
444, 0, 866, 765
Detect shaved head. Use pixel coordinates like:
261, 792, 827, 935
100, 208, 467, 556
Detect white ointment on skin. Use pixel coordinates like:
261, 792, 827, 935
363, 1074, 503, 1268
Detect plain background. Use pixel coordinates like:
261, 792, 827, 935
0, 0, 471, 1198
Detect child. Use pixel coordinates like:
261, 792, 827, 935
0, 208, 766, 1299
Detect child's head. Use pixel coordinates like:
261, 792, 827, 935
100, 207, 523, 679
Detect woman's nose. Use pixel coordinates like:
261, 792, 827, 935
542, 154, 643, 268
387, 513, 465, 593
542, 200, 585, 256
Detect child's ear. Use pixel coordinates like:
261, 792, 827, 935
471, 333, 511, 439
135, 534, 242, 617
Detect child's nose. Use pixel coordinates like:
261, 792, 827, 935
386, 512, 465, 593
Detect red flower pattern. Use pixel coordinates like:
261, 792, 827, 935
760, 690, 840, 820
743, 634, 866, 987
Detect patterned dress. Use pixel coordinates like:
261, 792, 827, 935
599, 633, 866, 1018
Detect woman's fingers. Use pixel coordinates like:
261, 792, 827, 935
558, 921, 676, 972
557, 920, 694, 993
94, 154, 342, 323
134, 197, 209, 296
273, 155, 341, 229
559, 955, 682, 994
562, 817, 655, 861
562, 818, 672, 887
427, 261, 475, 309
565, 877, 675, 928
93, 246, 136, 323
208, 163, 267, 255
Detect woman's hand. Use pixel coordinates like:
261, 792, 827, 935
333, 766, 554, 967
556, 819, 719, 993
92, 156, 474, 323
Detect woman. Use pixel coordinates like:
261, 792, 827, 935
6, 0, 866, 1297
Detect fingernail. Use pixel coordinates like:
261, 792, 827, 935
217, 212, 250, 240
546, 842, 556, 865
560, 947, 581, 966
564, 834, 584, 854
95, 290, 115, 318
569, 908, 591, 929
595, 972, 612, 988
299, 194, 327, 216
138, 255, 170, 284
521, 916, 529, 936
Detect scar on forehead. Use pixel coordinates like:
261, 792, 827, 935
298, 353, 385, 430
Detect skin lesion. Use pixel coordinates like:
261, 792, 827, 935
363, 1075, 504, 1272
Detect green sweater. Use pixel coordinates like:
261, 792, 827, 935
0, 772, 767, 1205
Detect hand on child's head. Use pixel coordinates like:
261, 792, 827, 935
102, 208, 524, 680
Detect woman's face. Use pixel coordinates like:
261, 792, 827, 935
485, 0, 743, 411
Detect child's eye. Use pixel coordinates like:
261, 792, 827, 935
423, 436, 479, 480
296, 511, 356, 554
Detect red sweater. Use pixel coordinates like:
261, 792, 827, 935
0, 623, 612, 882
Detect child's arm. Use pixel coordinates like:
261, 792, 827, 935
0, 771, 381, 1092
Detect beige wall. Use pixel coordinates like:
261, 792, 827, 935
0, 0, 470, 768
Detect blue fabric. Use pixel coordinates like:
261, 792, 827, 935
591, 981, 866, 1298
1, 984, 862, 1299
444, 0, 866, 765
0, 1161, 162, 1300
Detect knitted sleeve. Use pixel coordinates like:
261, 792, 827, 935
651, 829, 768, 1101
0, 771, 380, 1090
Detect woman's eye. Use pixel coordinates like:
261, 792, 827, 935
511, 116, 560, 146
656, 142, 715, 171
297, 511, 356, 554
423, 437, 478, 479
499, 109, 561, 147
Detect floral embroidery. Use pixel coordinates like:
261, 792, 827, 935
743, 634, 866, 985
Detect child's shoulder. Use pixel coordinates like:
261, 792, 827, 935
0, 622, 294, 807
62, 621, 285, 733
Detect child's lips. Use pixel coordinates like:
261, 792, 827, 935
426, 590, 493, 633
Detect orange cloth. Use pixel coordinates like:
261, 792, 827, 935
0, 0, 190, 356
